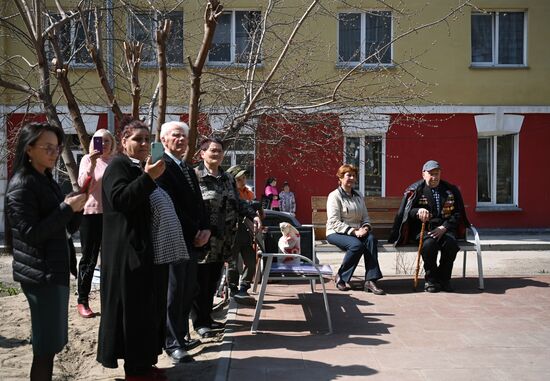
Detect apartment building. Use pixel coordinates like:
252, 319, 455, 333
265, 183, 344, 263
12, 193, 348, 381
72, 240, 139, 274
1, 1, 549, 231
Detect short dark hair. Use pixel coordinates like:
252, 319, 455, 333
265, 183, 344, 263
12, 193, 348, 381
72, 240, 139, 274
12, 122, 65, 175
199, 137, 225, 151
265, 177, 277, 186
120, 116, 149, 141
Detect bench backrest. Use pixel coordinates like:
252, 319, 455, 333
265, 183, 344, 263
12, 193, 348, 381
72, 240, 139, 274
311, 196, 402, 240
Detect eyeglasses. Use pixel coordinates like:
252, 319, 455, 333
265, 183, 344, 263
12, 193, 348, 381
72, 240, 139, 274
34, 145, 63, 156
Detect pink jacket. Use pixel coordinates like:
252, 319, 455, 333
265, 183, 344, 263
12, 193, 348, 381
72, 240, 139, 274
78, 154, 112, 215
265, 185, 280, 208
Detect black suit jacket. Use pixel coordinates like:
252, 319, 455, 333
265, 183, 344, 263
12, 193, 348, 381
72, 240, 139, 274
155, 153, 210, 255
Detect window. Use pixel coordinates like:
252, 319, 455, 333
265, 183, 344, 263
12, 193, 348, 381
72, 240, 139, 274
471, 11, 526, 66
47, 11, 95, 66
338, 11, 392, 66
344, 136, 384, 196
221, 138, 256, 190
477, 134, 518, 205
128, 11, 184, 66
209, 10, 262, 65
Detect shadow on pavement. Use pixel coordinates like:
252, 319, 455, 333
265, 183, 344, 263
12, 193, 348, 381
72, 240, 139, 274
226, 356, 378, 380
378, 276, 550, 295
229, 292, 392, 352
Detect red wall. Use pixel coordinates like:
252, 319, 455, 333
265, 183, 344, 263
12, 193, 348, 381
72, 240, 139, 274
386, 113, 550, 228
255, 114, 343, 223
6, 113, 48, 177
472, 114, 550, 228
386, 113, 478, 198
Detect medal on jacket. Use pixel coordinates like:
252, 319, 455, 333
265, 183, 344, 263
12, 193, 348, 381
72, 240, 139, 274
442, 191, 455, 218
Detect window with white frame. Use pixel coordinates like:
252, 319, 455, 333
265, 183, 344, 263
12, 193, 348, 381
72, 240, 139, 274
338, 11, 392, 66
344, 136, 384, 196
477, 134, 518, 205
208, 10, 262, 65
471, 11, 526, 66
222, 138, 256, 191
47, 11, 95, 66
128, 11, 184, 66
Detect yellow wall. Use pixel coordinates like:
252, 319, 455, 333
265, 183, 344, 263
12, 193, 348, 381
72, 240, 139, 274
1, 0, 549, 109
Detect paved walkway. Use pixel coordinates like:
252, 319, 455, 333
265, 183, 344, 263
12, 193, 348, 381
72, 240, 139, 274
217, 235, 550, 381
221, 275, 550, 380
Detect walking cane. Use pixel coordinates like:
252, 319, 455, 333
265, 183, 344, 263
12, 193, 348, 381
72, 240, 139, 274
413, 222, 426, 291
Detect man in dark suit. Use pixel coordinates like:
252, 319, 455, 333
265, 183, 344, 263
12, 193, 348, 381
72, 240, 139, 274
389, 160, 469, 293
156, 121, 211, 363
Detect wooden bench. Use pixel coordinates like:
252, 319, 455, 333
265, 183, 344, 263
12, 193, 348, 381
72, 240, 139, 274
312, 196, 484, 290
312, 196, 402, 240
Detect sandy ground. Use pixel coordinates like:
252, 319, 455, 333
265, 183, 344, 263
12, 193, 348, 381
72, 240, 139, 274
0, 254, 224, 381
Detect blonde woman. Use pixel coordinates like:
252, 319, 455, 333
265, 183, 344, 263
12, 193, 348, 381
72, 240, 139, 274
76, 129, 116, 318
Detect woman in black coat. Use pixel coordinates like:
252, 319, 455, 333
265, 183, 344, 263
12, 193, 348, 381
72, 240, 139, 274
5, 122, 86, 381
96, 119, 167, 380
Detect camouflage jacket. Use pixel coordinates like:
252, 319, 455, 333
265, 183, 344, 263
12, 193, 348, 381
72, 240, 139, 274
195, 162, 256, 263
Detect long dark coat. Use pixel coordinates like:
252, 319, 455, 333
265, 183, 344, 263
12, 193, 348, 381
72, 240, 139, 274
96, 155, 161, 368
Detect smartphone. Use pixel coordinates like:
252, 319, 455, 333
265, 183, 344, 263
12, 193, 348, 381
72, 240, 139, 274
151, 142, 164, 163
93, 136, 103, 154
80, 176, 93, 194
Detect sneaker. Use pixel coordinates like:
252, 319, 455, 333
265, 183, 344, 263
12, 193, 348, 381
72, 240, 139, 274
424, 281, 441, 293
196, 326, 223, 339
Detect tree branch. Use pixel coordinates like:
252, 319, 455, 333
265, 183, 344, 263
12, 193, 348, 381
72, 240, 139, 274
82, 7, 124, 122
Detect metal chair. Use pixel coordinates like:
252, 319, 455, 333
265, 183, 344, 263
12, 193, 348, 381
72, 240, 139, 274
251, 225, 333, 334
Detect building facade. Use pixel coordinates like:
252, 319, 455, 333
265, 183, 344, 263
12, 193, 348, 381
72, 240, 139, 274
1, 0, 549, 232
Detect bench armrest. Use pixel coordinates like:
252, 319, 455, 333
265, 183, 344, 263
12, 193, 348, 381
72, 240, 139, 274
467, 225, 481, 250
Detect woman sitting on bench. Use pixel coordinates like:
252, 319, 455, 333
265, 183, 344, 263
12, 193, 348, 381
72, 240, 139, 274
326, 164, 385, 295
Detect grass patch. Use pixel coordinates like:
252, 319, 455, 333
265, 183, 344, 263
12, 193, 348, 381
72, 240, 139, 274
0, 281, 20, 297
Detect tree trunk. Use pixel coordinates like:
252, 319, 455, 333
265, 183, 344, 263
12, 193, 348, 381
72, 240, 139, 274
124, 41, 143, 120
185, 0, 223, 163
155, 19, 171, 140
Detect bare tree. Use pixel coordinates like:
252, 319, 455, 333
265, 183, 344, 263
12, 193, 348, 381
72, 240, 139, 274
0, 0, 86, 188
185, 0, 223, 162
1, 0, 475, 184
190, 0, 473, 169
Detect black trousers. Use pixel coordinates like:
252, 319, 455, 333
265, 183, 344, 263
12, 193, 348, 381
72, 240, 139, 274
227, 242, 256, 290
165, 259, 198, 352
421, 234, 459, 283
192, 261, 224, 329
78, 214, 102, 304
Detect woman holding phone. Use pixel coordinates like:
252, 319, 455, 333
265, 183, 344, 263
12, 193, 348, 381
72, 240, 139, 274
5, 122, 87, 380
97, 118, 168, 380
76, 129, 116, 318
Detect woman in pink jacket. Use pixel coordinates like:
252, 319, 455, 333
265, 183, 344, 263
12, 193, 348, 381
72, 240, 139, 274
76, 129, 116, 318
264, 177, 280, 211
